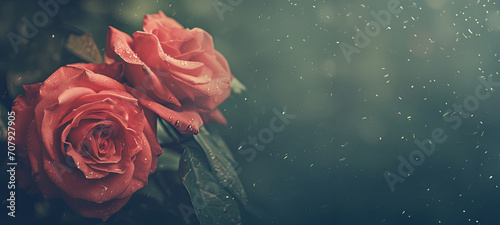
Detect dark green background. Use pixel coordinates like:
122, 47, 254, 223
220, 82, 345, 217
1, 0, 500, 224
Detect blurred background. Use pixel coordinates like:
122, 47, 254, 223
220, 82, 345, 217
1, 0, 500, 224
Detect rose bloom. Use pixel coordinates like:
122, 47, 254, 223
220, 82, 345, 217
105, 11, 233, 134
13, 64, 162, 220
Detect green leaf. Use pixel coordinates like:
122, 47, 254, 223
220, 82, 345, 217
156, 148, 181, 171
180, 141, 243, 225
230, 77, 247, 94
157, 119, 182, 146
194, 127, 247, 205
64, 33, 103, 64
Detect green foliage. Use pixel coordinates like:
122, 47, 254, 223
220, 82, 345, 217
179, 126, 247, 225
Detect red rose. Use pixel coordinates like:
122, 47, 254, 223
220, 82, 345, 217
12, 64, 162, 220
104, 11, 233, 134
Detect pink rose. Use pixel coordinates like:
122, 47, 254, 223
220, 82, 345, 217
13, 64, 162, 220
104, 11, 233, 134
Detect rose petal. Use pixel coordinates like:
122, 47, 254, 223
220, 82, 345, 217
143, 10, 184, 32
88, 159, 128, 174
124, 63, 181, 107
176, 28, 215, 59
66, 119, 119, 162
20, 121, 61, 199
123, 111, 146, 157
43, 156, 135, 203
63, 194, 131, 221
214, 50, 233, 79
126, 86, 202, 134
105, 26, 142, 65
142, 109, 162, 173
132, 31, 205, 72
68, 62, 125, 81
57, 87, 96, 105
116, 133, 151, 199
37, 67, 86, 98
66, 149, 110, 179
12, 94, 36, 155
32, 170, 61, 199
